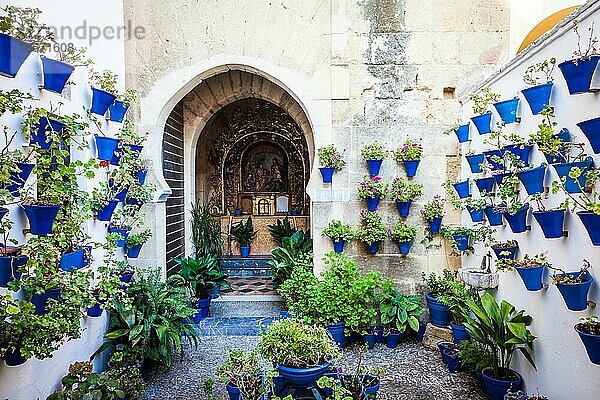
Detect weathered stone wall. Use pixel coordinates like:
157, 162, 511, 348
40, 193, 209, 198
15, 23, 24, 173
125, 0, 510, 291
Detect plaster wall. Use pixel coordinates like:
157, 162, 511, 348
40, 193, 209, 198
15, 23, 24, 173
460, 2, 600, 398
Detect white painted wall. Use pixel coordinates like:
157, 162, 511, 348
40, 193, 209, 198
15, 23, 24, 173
0, 1, 127, 398
462, 3, 600, 398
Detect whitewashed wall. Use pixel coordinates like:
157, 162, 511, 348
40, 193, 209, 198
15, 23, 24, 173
0, 2, 128, 398
461, 3, 600, 399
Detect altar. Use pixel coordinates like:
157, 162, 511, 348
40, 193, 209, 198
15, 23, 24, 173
221, 215, 309, 256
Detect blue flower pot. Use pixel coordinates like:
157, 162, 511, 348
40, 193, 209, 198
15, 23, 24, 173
558, 56, 600, 95
493, 172, 511, 186
491, 244, 517, 260
577, 116, 600, 154
87, 294, 104, 318
403, 160, 420, 177
375, 328, 384, 343
466, 206, 485, 223
452, 234, 469, 251
453, 179, 470, 199
127, 244, 143, 258
59, 249, 85, 272
31, 117, 64, 150
553, 158, 593, 193
0, 33, 33, 77
210, 284, 221, 299
3, 346, 27, 366
416, 322, 426, 341
494, 98, 519, 124
94, 135, 120, 161
483, 150, 504, 171
366, 196, 380, 211
96, 199, 119, 221
575, 324, 600, 365
471, 112, 492, 134
522, 82, 553, 114
450, 322, 470, 345
367, 241, 380, 254
445, 350, 460, 373
502, 144, 533, 166
397, 240, 413, 255
555, 272, 593, 311
0, 255, 26, 287
119, 271, 134, 284
396, 201, 412, 217
31, 288, 61, 315
363, 376, 381, 398
125, 143, 143, 157
475, 177, 495, 195
109, 100, 129, 122
466, 153, 485, 173
485, 206, 503, 226
428, 217, 443, 233
41, 57, 75, 93
481, 367, 522, 400
136, 170, 148, 185
332, 238, 345, 253
517, 165, 546, 195
319, 167, 335, 184
425, 293, 452, 327
364, 334, 376, 349
277, 361, 331, 387
327, 322, 346, 348
108, 226, 130, 247
6, 162, 34, 197
225, 383, 241, 400
194, 297, 211, 321
455, 124, 470, 143
515, 264, 546, 291
366, 159, 383, 177
0, 207, 7, 221
532, 209, 565, 239
22, 203, 61, 236
503, 205, 529, 234
115, 187, 128, 202
385, 333, 403, 348
90, 87, 117, 115
240, 246, 251, 257
437, 341, 455, 364
577, 211, 600, 246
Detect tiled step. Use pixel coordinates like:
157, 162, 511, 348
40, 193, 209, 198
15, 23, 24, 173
194, 316, 278, 336
210, 294, 283, 318
220, 256, 272, 276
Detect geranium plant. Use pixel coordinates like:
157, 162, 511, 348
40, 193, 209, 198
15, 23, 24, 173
354, 210, 388, 245
361, 142, 389, 160
394, 140, 423, 162
322, 220, 353, 241
389, 177, 423, 202
420, 195, 445, 221
388, 221, 417, 242
357, 176, 388, 200
317, 145, 346, 171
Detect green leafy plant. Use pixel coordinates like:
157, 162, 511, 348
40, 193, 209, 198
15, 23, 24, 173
458, 341, 495, 373
116, 119, 148, 146
322, 220, 353, 241
190, 203, 224, 259
90, 70, 118, 95
469, 87, 501, 115
529, 106, 584, 164
378, 281, 424, 333
394, 140, 423, 161
217, 349, 265, 400
420, 195, 445, 221
388, 221, 417, 242
577, 315, 600, 335
357, 176, 388, 200
258, 318, 341, 368
230, 216, 258, 247
126, 229, 152, 249
552, 167, 600, 215
268, 217, 297, 245
361, 142, 389, 160
549, 259, 591, 285
422, 269, 456, 298
437, 279, 475, 325
268, 231, 313, 285
317, 145, 346, 171
523, 57, 556, 86
389, 178, 423, 202
463, 292, 536, 380
47, 361, 126, 400
354, 210, 388, 245
171, 255, 231, 299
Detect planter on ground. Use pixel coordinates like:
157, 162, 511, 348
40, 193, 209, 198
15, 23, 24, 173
0, 33, 33, 77
192, 297, 212, 322
552, 158, 594, 193
319, 167, 335, 184
493, 98, 519, 124
445, 349, 460, 373
558, 56, 600, 95
41, 57, 75, 93
577, 116, 600, 154
363, 333, 376, 349
385, 332, 403, 348
450, 322, 470, 345
366, 159, 382, 177
532, 209, 565, 239
521, 82, 553, 115
454, 124, 470, 143
277, 361, 332, 387
466, 153, 485, 173
575, 323, 600, 365
471, 112, 492, 134
240, 246, 251, 258
517, 165, 546, 195
22, 203, 61, 236
577, 211, 600, 245
503, 205, 529, 234
109, 100, 129, 122
425, 293, 452, 327
90, 87, 117, 115
515, 264, 546, 291
453, 179, 470, 199
481, 367, 522, 400
327, 322, 346, 348
395, 201, 412, 217
554, 272, 593, 311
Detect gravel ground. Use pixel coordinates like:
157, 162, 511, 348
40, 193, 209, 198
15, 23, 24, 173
143, 337, 486, 400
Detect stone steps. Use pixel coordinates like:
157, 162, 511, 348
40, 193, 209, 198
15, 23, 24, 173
220, 256, 273, 277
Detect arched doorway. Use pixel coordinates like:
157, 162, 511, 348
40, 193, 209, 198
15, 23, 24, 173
160, 68, 314, 275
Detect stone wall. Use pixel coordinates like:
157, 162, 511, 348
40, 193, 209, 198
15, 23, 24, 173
126, 0, 511, 291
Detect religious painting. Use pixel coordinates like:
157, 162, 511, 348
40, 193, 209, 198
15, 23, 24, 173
242, 142, 288, 193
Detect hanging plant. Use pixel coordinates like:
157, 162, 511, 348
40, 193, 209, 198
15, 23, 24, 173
354, 210, 388, 253
558, 21, 600, 95
469, 88, 500, 135
390, 178, 422, 217
317, 144, 346, 183
421, 195, 445, 233
522, 58, 556, 115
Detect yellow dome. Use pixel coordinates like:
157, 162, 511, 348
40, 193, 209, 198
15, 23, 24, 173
518, 5, 582, 54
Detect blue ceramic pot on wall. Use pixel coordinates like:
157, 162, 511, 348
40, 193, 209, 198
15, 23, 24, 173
366, 159, 383, 177
558, 56, 600, 95
494, 98, 519, 124
366, 196, 380, 211
517, 165, 546, 195
454, 124, 470, 142
41, 57, 75, 93
577, 211, 600, 246
515, 264, 546, 291
428, 217, 443, 233
90, 87, 117, 115
127, 244, 143, 258
503, 205, 529, 234
483, 150, 504, 171
0, 254, 26, 287
94, 135, 120, 161
553, 158, 593, 193
403, 160, 420, 177
471, 112, 492, 134
332, 238, 345, 253
577, 116, 600, 154
0, 33, 33, 77
109, 100, 129, 122
475, 177, 495, 196
484, 205, 503, 226
396, 201, 412, 217
575, 323, 600, 365
59, 249, 86, 272
466, 206, 485, 223
31, 288, 61, 315
491, 243, 518, 260
502, 144, 532, 166
397, 240, 413, 255
6, 162, 34, 197
96, 200, 119, 221
31, 117, 64, 150
466, 153, 485, 173
22, 203, 62, 236
532, 209, 565, 239
521, 82, 553, 114
453, 179, 470, 199
319, 167, 335, 183
555, 272, 593, 311
452, 234, 469, 251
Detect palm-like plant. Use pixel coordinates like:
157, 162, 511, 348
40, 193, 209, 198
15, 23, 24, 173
230, 216, 258, 247
190, 203, 223, 259
172, 255, 231, 299
438, 280, 475, 325
463, 292, 536, 380
268, 217, 297, 246
268, 230, 312, 285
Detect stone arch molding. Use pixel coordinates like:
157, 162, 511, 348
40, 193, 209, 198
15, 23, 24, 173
138, 55, 318, 201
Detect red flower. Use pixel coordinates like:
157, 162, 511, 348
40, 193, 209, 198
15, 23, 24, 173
99, 160, 109, 167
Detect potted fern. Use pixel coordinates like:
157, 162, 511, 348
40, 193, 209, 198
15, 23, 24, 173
230, 216, 258, 257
